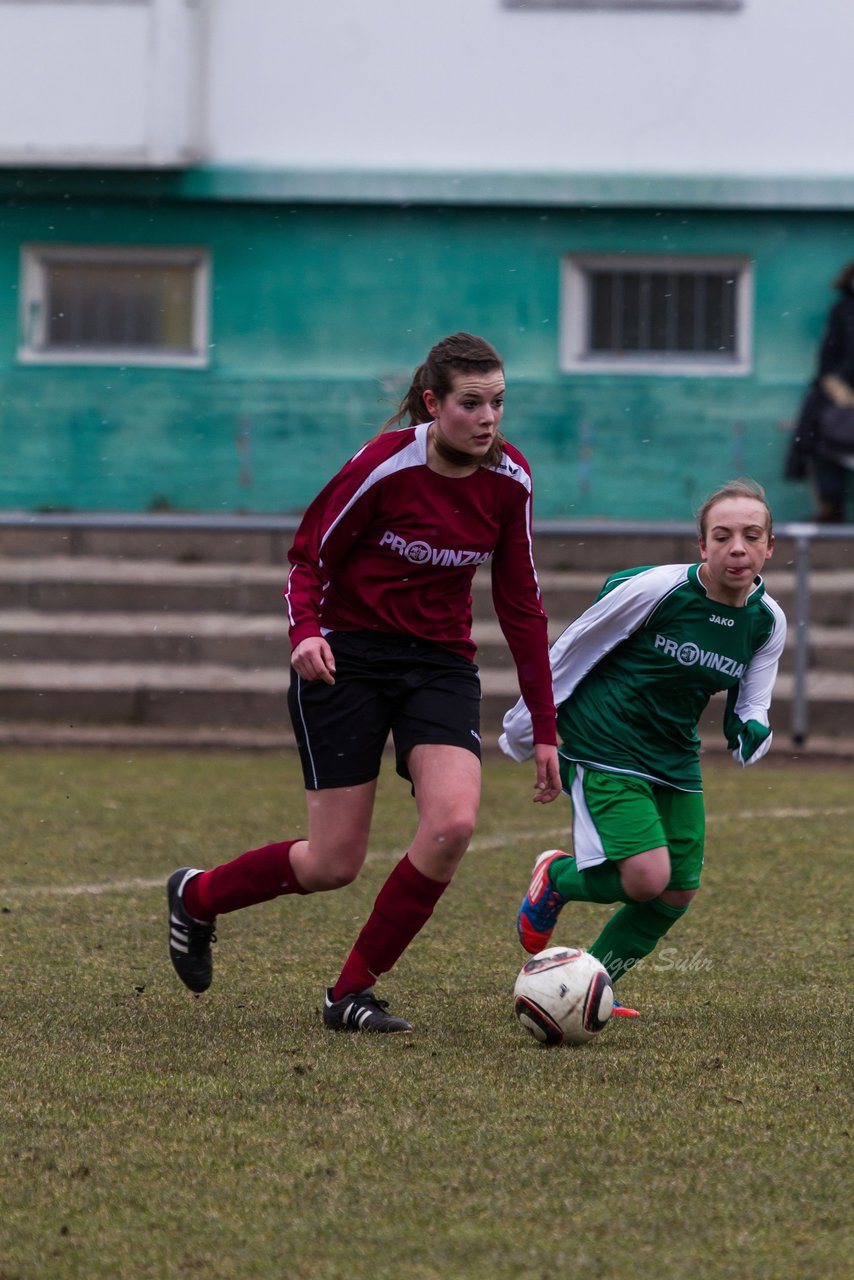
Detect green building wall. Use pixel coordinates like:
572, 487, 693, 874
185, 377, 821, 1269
1, 171, 850, 521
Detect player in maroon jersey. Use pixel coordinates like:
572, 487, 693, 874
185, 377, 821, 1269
166, 333, 560, 1031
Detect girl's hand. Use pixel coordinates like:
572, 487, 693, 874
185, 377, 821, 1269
532, 743, 561, 804
291, 636, 336, 685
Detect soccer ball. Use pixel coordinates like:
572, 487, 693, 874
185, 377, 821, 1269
514, 947, 614, 1046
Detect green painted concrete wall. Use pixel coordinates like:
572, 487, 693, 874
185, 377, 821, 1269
1, 180, 851, 520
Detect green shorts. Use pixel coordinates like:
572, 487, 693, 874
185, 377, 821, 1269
562, 761, 705, 891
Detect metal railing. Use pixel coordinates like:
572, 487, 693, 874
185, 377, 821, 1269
1, 510, 852, 746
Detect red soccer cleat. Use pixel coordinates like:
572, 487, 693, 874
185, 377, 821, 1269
516, 849, 570, 954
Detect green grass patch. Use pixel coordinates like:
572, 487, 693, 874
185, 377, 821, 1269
0, 750, 851, 1279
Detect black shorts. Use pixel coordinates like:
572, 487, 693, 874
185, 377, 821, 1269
288, 631, 482, 791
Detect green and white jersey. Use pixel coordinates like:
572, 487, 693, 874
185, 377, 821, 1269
500, 563, 787, 792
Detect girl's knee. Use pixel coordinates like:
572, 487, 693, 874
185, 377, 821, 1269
412, 810, 476, 881
312, 864, 360, 891
620, 861, 670, 902
423, 811, 477, 856
298, 841, 365, 892
620, 846, 692, 902
627, 879, 667, 902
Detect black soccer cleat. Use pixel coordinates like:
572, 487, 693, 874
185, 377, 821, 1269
167, 867, 216, 993
322, 987, 413, 1033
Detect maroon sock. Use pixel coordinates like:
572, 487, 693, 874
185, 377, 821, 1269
331, 853, 448, 1000
183, 840, 308, 919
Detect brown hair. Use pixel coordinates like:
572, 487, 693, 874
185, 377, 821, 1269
832, 259, 854, 292
380, 332, 506, 468
697, 477, 773, 541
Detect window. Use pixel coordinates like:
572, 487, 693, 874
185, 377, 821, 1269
561, 254, 753, 375
504, 2, 743, 11
19, 245, 210, 367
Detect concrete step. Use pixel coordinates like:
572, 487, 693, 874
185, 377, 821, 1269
0, 610, 290, 667
0, 519, 297, 566
2, 518, 852, 571
0, 660, 290, 728
0, 557, 287, 615
3, 608, 851, 674
1, 718, 852, 758
3, 557, 854, 627
0, 721, 299, 750
0, 660, 851, 737
0, 546, 850, 743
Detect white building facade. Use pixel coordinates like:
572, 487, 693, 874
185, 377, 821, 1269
0, 0, 852, 517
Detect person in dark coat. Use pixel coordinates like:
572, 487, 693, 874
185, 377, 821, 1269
785, 260, 854, 522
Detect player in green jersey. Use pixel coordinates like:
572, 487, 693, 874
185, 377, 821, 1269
501, 479, 787, 1015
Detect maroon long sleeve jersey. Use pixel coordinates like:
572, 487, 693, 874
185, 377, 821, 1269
284, 422, 557, 746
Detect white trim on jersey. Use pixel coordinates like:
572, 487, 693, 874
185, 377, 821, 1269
489, 444, 541, 602
283, 425, 428, 629
500, 564, 689, 762
487, 447, 533, 496
316, 425, 428, 566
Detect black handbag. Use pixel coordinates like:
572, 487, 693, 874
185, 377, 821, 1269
818, 403, 854, 453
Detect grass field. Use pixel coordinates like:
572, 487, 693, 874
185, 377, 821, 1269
0, 748, 851, 1280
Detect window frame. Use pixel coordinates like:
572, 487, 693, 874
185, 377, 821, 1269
560, 253, 754, 376
18, 243, 211, 368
